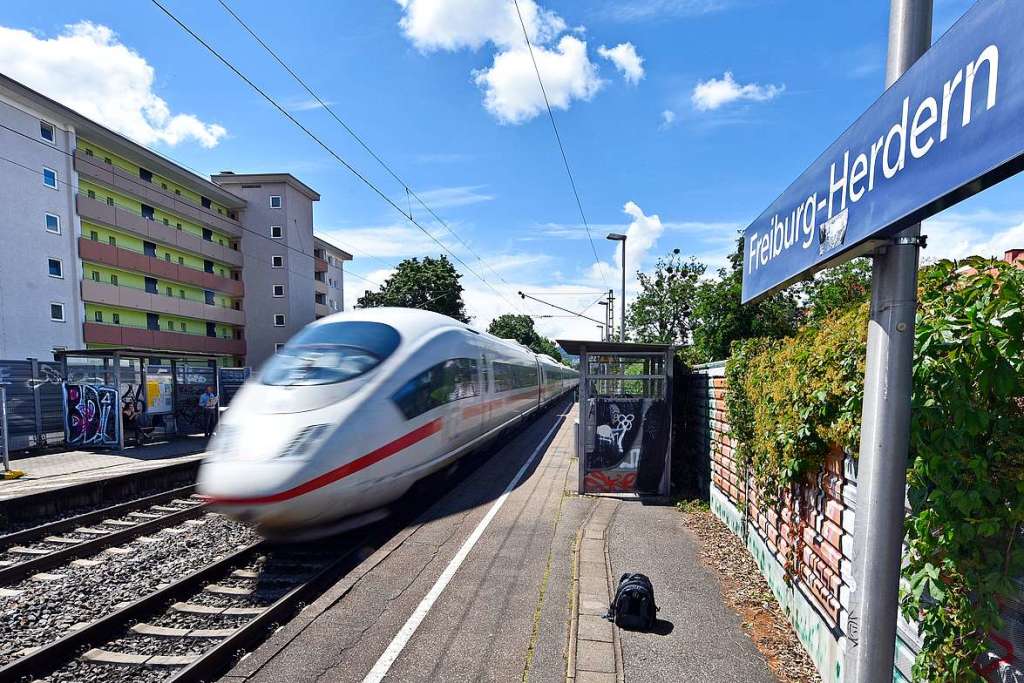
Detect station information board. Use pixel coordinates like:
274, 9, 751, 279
741, 0, 1024, 303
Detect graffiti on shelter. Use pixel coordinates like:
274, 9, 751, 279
63, 384, 119, 447
24, 365, 65, 390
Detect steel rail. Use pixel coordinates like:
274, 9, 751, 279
0, 484, 197, 548
0, 500, 208, 585
0, 540, 265, 681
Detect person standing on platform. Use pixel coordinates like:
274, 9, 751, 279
199, 385, 219, 438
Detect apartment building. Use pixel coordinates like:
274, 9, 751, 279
314, 236, 352, 319
209, 172, 325, 366
0, 75, 347, 368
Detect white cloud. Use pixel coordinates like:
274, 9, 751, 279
691, 71, 784, 111
412, 185, 494, 209
0, 22, 226, 148
474, 36, 603, 125
660, 109, 677, 127
285, 97, 333, 112
922, 210, 1024, 262
587, 201, 665, 287
395, 0, 565, 51
597, 42, 645, 85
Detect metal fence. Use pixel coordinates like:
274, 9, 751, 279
0, 359, 68, 450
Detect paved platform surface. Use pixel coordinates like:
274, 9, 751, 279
0, 436, 207, 502
222, 402, 776, 682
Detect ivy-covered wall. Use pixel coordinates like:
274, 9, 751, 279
687, 258, 1024, 682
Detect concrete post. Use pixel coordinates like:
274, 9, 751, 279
846, 2, 932, 681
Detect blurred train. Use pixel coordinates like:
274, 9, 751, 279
197, 307, 578, 538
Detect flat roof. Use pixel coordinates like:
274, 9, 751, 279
556, 340, 674, 356
211, 172, 320, 201
314, 234, 353, 260
0, 74, 246, 209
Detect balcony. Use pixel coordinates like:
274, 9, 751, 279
84, 322, 246, 356
77, 194, 244, 268
78, 238, 244, 297
81, 280, 245, 326
314, 256, 328, 273
315, 303, 331, 318
75, 149, 242, 238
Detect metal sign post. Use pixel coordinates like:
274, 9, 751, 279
1, 385, 10, 472
846, 3, 932, 680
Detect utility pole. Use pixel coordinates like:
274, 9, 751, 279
607, 234, 627, 341
846, 1, 932, 681
606, 289, 615, 342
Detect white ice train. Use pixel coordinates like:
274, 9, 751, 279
197, 307, 578, 537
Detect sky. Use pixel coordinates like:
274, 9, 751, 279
2, 0, 1021, 343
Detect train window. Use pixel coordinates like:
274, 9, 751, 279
493, 362, 538, 391
392, 358, 478, 420
260, 321, 400, 386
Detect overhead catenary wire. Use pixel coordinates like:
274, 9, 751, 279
213, 0, 529, 315
150, 0, 525, 317
512, 0, 610, 289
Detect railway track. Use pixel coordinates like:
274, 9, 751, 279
0, 532, 366, 682
0, 486, 207, 586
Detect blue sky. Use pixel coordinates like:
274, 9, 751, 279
3, 0, 1020, 340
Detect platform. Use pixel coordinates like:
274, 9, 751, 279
0, 436, 206, 504
223, 402, 773, 682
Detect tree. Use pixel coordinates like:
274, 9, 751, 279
801, 258, 871, 326
689, 237, 801, 364
487, 314, 563, 362
356, 255, 469, 323
626, 249, 705, 345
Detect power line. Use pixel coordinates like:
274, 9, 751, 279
517, 291, 605, 326
512, 0, 610, 288
214, 0, 529, 316
150, 0, 524, 317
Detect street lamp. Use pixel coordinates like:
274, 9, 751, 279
606, 233, 626, 342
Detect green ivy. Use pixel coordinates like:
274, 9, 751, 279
722, 258, 1024, 681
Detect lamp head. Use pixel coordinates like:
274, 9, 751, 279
606, 233, 627, 241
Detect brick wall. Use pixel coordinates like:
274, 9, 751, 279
686, 363, 923, 682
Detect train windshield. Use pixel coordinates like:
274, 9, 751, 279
260, 321, 401, 386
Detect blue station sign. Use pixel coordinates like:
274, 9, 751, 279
742, 0, 1024, 303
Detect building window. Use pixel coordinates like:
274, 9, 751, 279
91, 271, 99, 282
163, 218, 169, 226
218, 268, 225, 277
272, 285, 284, 297
145, 277, 158, 294
273, 314, 286, 327
175, 188, 181, 195
84, 148, 93, 157
204, 290, 215, 306
141, 204, 155, 220
165, 286, 172, 297
179, 289, 185, 299
272, 256, 283, 268
180, 322, 186, 332
106, 197, 114, 206
167, 320, 174, 330
45, 213, 60, 234
47, 258, 63, 278
178, 257, 185, 265
42, 167, 57, 189
202, 228, 213, 242
165, 253, 171, 262
161, 183, 168, 190
87, 189, 96, 200
271, 226, 283, 239
274, 343, 285, 353
176, 222, 182, 229
206, 322, 216, 338
139, 168, 153, 183
201, 196, 211, 209
110, 274, 118, 286
270, 195, 282, 209
103, 157, 111, 165
109, 236, 116, 247
95, 311, 103, 323
40, 121, 55, 143
144, 241, 156, 257
113, 313, 120, 324
50, 303, 65, 322
217, 208, 223, 215
90, 230, 98, 241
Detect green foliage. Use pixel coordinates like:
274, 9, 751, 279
626, 249, 706, 345
487, 313, 563, 362
902, 259, 1024, 681
689, 237, 802, 364
724, 258, 1024, 680
356, 255, 469, 323
802, 258, 872, 326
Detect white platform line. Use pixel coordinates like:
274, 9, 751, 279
362, 410, 567, 683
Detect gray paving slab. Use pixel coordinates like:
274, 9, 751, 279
607, 502, 775, 683
227, 402, 582, 683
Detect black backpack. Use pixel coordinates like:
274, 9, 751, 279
606, 572, 658, 630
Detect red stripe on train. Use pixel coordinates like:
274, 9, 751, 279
204, 417, 444, 506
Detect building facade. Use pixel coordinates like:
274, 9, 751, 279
314, 236, 352, 319
0, 75, 348, 369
